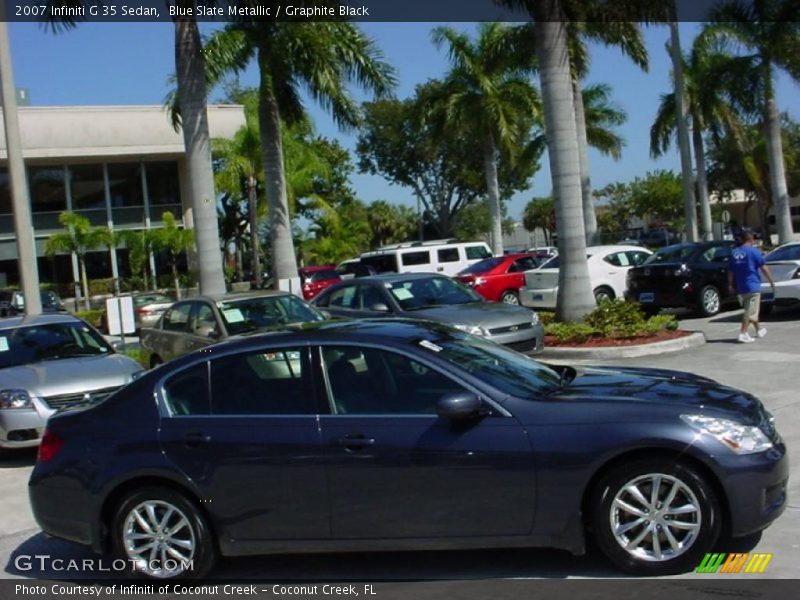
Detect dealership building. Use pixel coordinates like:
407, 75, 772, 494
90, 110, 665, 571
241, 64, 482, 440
0, 104, 245, 293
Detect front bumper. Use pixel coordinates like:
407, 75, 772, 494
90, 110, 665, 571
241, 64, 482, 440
520, 286, 557, 310
488, 323, 545, 354
0, 405, 47, 449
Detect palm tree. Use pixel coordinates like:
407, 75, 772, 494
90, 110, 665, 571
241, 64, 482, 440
431, 23, 541, 256
44, 212, 109, 310
704, 0, 800, 244
151, 211, 195, 300
118, 229, 159, 291
651, 38, 745, 240
567, 22, 647, 244
202, 21, 396, 286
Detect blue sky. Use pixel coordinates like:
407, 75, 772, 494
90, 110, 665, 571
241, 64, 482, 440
7, 20, 799, 220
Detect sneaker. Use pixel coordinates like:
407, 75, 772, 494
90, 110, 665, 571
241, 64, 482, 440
757, 328, 767, 338
738, 333, 755, 343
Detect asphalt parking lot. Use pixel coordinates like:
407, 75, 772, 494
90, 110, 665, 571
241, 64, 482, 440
1, 305, 798, 582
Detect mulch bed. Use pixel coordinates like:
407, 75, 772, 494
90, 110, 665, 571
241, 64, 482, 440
544, 329, 693, 348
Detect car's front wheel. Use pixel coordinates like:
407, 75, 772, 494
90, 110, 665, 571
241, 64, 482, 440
112, 487, 217, 579
591, 459, 722, 575
698, 285, 721, 317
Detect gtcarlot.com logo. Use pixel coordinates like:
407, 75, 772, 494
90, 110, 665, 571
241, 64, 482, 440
696, 553, 773, 574
14, 554, 194, 573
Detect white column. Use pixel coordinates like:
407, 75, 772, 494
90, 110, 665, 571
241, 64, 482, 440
103, 163, 120, 295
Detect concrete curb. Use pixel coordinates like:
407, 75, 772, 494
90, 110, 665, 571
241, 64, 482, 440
536, 331, 706, 360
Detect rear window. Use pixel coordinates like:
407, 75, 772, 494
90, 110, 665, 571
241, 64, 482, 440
459, 256, 505, 275
309, 270, 340, 283
361, 254, 399, 274
465, 245, 491, 260
401, 251, 431, 266
643, 245, 695, 265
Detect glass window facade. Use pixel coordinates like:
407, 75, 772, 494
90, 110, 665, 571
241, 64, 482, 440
28, 166, 67, 213
107, 163, 143, 207
145, 161, 181, 205
0, 169, 10, 214
69, 164, 106, 210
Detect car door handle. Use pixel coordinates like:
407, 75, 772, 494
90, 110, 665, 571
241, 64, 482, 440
183, 432, 211, 447
335, 434, 375, 450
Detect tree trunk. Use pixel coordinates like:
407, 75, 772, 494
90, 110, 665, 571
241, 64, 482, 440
763, 63, 793, 244
172, 260, 182, 301
174, 17, 226, 295
692, 124, 713, 241
248, 176, 262, 286
235, 242, 244, 283
258, 49, 298, 287
79, 256, 90, 311
482, 131, 504, 256
669, 21, 698, 243
534, 2, 595, 322
573, 77, 597, 245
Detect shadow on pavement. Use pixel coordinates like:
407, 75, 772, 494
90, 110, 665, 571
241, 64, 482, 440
0, 449, 37, 470
5, 532, 626, 581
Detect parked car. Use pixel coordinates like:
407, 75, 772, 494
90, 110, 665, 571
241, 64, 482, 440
311, 273, 543, 353
29, 319, 787, 579
0, 289, 68, 317
335, 258, 377, 280
526, 245, 558, 259
139, 291, 327, 368
0, 314, 143, 452
625, 241, 740, 317
759, 241, 800, 315
520, 245, 652, 309
100, 292, 173, 332
455, 253, 542, 304
359, 239, 493, 277
298, 265, 341, 301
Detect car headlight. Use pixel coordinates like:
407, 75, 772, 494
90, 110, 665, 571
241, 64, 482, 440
531, 311, 540, 326
681, 414, 773, 454
452, 324, 488, 336
0, 389, 32, 410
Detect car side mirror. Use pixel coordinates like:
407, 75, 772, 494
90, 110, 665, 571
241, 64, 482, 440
370, 302, 390, 312
436, 392, 484, 419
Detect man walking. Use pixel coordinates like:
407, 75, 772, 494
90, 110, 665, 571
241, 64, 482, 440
728, 232, 775, 343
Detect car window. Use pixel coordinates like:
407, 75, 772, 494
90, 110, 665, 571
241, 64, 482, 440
0, 321, 112, 368
387, 276, 481, 310
766, 244, 800, 262
700, 245, 732, 263
162, 363, 211, 416
210, 348, 314, 415
192, 303, 218, 335
510, 256, 538, 272
603, 252, 630, 267
310, 270, 340, 283
437, 248, 460, 263
627, 251, 650, 267
465, 245, 491, 260
321, 346, 465, 415
163, 303, 192, 332
643, 245, 694, 265
357, 285, 387, 310
217, 295, 324, 335
459, 256, 504, 275
327, 285, 359, 309
360, 254, 398, 274
401, 250, 431, 266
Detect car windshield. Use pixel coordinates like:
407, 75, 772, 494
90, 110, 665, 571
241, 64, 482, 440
643, 244, 695, 265
40, 291, 62, 309
135, 293, 171, 306
388, 276, 481, 310
458, 256, 505, 275
218, 295, 325, 335
430, 334, 562, 397
766, 244, 800, 262
0, 321, 112, 369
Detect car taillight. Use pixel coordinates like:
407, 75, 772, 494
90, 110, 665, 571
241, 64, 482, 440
37, 429, 63, 462
136, 308, 153, 315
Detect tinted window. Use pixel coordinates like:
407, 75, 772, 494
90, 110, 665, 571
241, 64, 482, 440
326, 285, 359, 309
322, 346, 464, 415
511, 256, 538, 272
211, 348, 314, 415
401, 251, 431, 266
627, 251, 650, 267
643, 245, 695, 265
0, 321, 112, 369
360, 254, 398, 274
459, 256, 505, 275
603, 252, 630, 267
310, 270, 340, 283
357, 285, 387, 310
437, 248, 460, 263
192, 304, 217, 335
700, 245, 732, 263
387, 276, 481, 310
163, 363, 210, 416
28, 166, 66, 213
218, 295, 324, 335
765, 244, 800, 262
466, 245, 491, 260
163, 303, 192, 332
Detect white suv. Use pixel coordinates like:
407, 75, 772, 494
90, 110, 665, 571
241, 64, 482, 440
359, 240, 493, 277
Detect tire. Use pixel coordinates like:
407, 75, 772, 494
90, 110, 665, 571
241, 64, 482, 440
698, 285, 721, 317
500, 290, 520, 305
149, 355, 163, 370
591, 459, 722, 576
111, 486, 217, 580
593, 286, 615, 303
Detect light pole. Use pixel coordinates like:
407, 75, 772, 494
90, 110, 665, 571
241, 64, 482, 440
0, 19, 41, 315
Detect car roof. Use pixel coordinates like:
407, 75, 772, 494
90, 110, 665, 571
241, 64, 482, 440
0, 313, 83, 329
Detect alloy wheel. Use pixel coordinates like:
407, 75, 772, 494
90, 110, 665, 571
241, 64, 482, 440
122, 500, 196, 578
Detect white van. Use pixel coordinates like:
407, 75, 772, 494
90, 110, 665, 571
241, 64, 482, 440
358, 240, 493, 277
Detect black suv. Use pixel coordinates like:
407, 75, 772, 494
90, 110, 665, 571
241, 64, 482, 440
625, 241, 739, 316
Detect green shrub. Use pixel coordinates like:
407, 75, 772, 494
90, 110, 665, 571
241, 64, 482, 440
120, 276, 145, 293
74, 309, 103, 327
88, 278, 115, 296
537, 310, 556, 326
545, 322, 597, 343
544, 300, 679, 343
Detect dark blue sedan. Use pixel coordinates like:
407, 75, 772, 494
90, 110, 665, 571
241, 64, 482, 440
29, 320, 787, 579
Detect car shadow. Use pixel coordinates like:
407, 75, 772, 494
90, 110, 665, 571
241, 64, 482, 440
5, 533, 627, 581
0, 449, 37, 469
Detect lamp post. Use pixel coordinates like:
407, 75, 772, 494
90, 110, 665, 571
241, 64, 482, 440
0, 19, 41, 315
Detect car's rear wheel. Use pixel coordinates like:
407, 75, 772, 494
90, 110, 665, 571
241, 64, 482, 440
501, 290, 520, 305
698, 285, 721, 317
594, 286, 615, 303
592, 459, 721, 575
112, 487, 217, 579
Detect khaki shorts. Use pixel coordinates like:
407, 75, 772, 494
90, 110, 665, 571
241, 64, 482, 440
740, 293, 761, 322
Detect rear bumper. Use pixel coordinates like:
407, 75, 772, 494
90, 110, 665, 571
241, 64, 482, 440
520, 287, 557, 310
624, 287, 698, 309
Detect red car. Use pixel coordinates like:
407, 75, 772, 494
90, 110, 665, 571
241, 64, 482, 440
456, 253, 541, 304
299, 265, 341, 301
